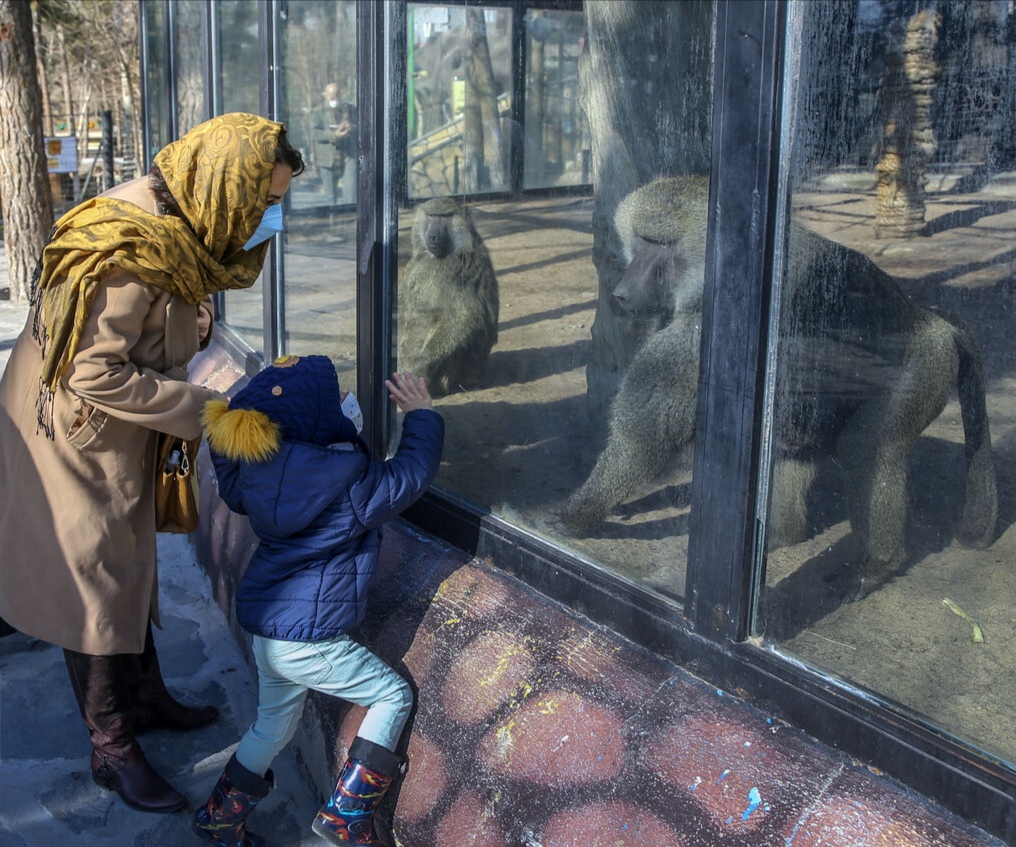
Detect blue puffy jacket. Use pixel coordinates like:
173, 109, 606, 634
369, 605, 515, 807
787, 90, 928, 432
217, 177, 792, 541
209, 408, 444, 641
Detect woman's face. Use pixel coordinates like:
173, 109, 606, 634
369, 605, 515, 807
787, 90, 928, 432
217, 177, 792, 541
267, 163, 294, 206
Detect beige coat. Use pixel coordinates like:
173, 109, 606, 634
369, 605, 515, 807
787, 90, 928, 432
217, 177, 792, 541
0, 266, 219, 655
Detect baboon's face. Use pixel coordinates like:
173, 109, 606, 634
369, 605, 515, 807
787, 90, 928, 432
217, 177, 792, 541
612, 235, 682, 318
421, 211, 456, 259
611, 177, 708, 320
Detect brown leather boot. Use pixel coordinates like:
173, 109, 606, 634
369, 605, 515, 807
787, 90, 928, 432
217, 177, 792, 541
132, 623, 218, 734
64, 648, 186, 813
91, 715, 186, 813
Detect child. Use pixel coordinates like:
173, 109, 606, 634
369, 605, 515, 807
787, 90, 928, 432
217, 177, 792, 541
192, 354, 443, 847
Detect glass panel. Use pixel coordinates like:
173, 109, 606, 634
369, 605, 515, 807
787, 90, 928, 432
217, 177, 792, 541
142, 0, 170, 164
393, 2, 715, 603
174, 0, 205, 134
216, 0, 264, 354
407, 4, 515, 198
278, 0, 358, 392
761, 0, 1016, 768
218, 0, 260, 114
523, 9, 589, 189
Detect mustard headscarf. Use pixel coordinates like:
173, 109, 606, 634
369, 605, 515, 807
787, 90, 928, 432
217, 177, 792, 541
31, 112, 284, 400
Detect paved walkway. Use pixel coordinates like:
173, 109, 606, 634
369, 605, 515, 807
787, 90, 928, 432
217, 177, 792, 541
0, 248, 325, 846
0, 533, 324, 847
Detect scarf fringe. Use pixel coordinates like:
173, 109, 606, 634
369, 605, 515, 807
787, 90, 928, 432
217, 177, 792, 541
35, 379, 55, 441
29, 252, 45, 349
29, 251, 56, 440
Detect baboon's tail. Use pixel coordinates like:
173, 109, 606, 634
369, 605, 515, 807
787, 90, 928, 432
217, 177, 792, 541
951, 316, 997, 548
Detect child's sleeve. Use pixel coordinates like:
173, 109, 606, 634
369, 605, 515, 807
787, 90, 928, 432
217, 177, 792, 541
353, 408, 444, 530
209, 449, 248, 516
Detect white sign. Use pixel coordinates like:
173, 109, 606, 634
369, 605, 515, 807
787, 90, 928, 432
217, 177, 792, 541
45, 137, 78, 174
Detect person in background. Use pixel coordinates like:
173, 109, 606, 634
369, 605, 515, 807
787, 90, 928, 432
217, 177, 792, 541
311, 81, 358, 206
0, 112, 304, 814
192, 358, 443, 847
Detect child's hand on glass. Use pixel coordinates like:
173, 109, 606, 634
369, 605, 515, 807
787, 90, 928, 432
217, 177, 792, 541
386, 372, 433, 413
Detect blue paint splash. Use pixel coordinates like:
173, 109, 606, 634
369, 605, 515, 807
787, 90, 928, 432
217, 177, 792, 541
742, 787, 762, 821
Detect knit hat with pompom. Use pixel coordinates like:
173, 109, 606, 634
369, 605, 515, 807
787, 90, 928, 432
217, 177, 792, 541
202, 354, 355, 462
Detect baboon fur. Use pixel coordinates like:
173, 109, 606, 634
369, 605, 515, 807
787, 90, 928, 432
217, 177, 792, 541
398, 196, 500, 396
562, 176, 997, 591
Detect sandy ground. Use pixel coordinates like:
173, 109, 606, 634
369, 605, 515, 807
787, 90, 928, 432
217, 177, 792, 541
764, 173, 1016, 769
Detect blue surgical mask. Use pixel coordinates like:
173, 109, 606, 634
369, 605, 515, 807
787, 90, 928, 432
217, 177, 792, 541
341, 391, 363, 434
243, 204, 284, 251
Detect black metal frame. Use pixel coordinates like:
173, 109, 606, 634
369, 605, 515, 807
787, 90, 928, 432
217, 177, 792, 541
256, 0, 283, 360
357, 0, 395, 457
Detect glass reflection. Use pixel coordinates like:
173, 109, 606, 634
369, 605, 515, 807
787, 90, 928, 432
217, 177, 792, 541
218, 0, 260, 115
143, 2, 170, 163
408, 4, 514, 197
216, 0, 266, 354
523, 9, 588, 189
278, 0, 357, 390
174, 1, 204, 135
395, 1, 715, 603
761, 0, 1016, 768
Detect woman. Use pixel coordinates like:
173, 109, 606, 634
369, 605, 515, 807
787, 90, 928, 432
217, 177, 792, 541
0, 112, 304, 813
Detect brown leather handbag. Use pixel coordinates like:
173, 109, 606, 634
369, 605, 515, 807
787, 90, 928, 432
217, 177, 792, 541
155, 434, 201, 533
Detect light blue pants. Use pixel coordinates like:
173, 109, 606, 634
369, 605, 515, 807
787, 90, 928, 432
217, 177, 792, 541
235, 634, 414, 778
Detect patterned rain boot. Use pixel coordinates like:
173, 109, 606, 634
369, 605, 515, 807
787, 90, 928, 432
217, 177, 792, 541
192, 753, 273, 847
310, 737, 404, 846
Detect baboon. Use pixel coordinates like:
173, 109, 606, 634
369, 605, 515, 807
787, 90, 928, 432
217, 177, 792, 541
562, 176, 997, 593
398, 196, 500, 397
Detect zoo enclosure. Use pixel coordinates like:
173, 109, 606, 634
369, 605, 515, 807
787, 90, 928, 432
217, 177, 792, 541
137, 1, 1016, 842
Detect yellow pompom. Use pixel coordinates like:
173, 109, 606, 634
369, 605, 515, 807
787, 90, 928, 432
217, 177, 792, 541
202, 399, 281, 463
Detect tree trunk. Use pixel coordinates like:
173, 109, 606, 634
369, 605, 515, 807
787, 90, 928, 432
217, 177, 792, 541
461, 73, 483, 192
0, 0, 54, 303
528, 12, 546, 183
32, 6, 52, 135
579, 0, 713, 423
465, 7, 506, 191
875, 9, 940, 239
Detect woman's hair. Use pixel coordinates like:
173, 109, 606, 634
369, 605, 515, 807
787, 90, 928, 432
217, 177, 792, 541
148, 164, 187, 222
275, 128, 306, 176
148, 124, 306, 220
